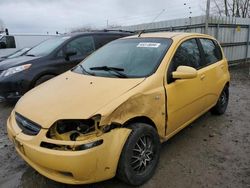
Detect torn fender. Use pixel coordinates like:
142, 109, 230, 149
99, 87, 166, 138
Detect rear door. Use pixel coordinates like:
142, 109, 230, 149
197, 38, 225, 109
165, 38, 207, 136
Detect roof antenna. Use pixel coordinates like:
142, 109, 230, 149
138, 9, 166, 37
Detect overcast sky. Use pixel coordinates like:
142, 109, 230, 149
0, 0, 204, 34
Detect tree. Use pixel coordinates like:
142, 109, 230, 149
70, 23, 123, 33
210, 0, 250, 18
71, 26, 93, 33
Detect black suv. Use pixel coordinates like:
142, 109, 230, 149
0, 31, 132, 102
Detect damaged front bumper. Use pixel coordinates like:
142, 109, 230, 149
7, 112, 131, 184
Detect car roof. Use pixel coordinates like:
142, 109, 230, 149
63, 31, 133, 38
126, 32, 214, 40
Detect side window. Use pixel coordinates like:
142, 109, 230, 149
59, 36, 95, 57
95, 35, 119, 48
200, 39, 222, 65
213, 40, 223, 60
167, 39, 201, 83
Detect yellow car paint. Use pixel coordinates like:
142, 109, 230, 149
7, 32, 230, 184
7, 113, 131, 184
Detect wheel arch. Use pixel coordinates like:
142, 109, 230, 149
30, 72, 58, 89
123, 116, 157, 131
221, 81, 230, 96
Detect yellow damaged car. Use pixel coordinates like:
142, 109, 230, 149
7, 32, 230, 185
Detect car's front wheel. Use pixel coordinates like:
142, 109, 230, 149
117, 123, 160, 186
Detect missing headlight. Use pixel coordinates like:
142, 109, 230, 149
56, 119, 95, 135
47, 117, 100, 141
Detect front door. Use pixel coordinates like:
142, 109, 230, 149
54, 35, 96, 74
164, 38, 207, 137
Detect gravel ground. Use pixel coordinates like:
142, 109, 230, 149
0, 64, 249, 188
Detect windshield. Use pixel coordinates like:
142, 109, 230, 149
26, 36, 70, 57
7, 48, 30, 58
73, 38, 172, 78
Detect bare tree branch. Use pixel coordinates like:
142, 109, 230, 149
224, 0, 229, 16
211, 0, 250, 18
213, 0, 223, 16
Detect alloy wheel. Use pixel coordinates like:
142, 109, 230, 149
130, 135, 154, 173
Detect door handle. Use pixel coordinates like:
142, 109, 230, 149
200, 74, 205, 80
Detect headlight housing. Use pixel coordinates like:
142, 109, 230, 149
47, 115, 101, 141
0, 64, 31, 77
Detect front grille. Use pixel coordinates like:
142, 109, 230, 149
15, 112, 41, 135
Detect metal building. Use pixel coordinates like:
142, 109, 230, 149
117, 15, 250, 63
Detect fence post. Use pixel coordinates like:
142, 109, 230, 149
246, 25, 250, 76
205, 0, 211, 34
216, 23, 220, 40
246, 25, 250, 63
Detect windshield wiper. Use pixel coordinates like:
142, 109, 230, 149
90, 66, 127, 78
25, 54, 36, 57
78, 64, 95, 76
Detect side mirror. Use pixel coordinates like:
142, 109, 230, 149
0, 42, 7, 49
172, 66, 197, 80
64, 49, 77, 60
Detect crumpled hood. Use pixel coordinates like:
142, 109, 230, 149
0, 56, 39, 70
15, 71, 145, 128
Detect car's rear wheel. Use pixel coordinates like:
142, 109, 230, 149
211, 86, 229, 115
117, 123, 160, 186
34, 75, 55, 87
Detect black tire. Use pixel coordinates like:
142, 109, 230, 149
34, 75, 55, 87
117, 123, 161, 186
211, 86, 229, 115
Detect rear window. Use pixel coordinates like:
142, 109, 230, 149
200, 38, 222, 65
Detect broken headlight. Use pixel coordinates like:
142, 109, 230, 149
47, 115, 101, 141
56, 119, 95, 134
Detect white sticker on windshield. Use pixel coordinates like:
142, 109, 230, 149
137, 42, 161, 48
